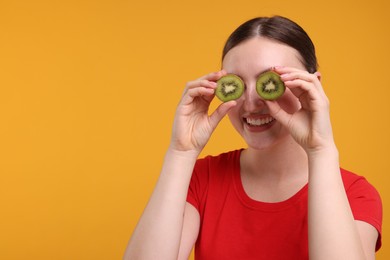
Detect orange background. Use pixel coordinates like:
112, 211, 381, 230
1, 0, 389, 259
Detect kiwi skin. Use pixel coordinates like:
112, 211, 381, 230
256, 71, 285, 100
215, 74, 244, 102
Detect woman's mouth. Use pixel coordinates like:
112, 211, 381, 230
245, 116, 275, 126
244, 116, 275, 131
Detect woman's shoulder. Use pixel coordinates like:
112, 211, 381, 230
340, 167, 382, 220
340, 168, 383, 250
340, 168, 378, 193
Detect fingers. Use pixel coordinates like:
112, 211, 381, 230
197, 70, 227, 81
185, 70, 227, 91
273, 66, 329, 106
274, 67, 322, 89
209, 101, 236, 129
185, 78, 217, 91
181, 70, 227, 104
186, 86, 214, 98
183, 71, 237, 129
172, 71, 235, 151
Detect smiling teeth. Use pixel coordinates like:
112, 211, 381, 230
246, 116, 274, 126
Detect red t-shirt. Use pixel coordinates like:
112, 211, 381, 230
187, 149, 382, 260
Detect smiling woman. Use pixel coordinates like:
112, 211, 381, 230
0, 0, 389, 259
124, 15, 382, 260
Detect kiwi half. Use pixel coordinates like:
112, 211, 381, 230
256, 71, 285, 100
215, 74, 244, 102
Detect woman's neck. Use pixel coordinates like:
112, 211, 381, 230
241, 135, 308, 182
239, 135, 309, 202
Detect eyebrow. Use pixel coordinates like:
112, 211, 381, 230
228, 67, 273, 81
254, 67, 274, 79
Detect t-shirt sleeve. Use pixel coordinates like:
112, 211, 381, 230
186, 157, 209, 214
343, 169, 383, 251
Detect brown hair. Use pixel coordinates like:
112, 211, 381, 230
222, 16, 318, 73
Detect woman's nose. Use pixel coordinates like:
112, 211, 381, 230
242, 83, 265, 111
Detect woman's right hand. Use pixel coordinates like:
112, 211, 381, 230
169, 70, 236, 154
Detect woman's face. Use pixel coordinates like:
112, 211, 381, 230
222, 37, 307, 150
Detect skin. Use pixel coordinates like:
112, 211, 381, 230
124, 37, 378, 260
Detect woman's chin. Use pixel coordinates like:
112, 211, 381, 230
244, 126, 291, 151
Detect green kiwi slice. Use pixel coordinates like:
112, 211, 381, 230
215, 74, 244, 102
256, 71, 285, 100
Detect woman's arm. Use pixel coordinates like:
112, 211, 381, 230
124, 71, 236, 260
123, 149, 198, 260
177, 203, 201, 260
267, 67, 378, 259
307, 146, 372, 260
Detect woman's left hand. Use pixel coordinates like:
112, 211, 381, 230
266, 66, 335, 153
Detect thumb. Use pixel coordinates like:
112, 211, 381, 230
209, 101, 236, 130
265, 100, 292, 128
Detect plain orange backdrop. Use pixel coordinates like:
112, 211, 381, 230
1, 0, 389, 259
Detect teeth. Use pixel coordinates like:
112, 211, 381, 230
246, 116, 274, 126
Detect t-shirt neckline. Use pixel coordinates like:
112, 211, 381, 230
232, 149, 308, 211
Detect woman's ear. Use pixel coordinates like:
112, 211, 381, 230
314, 71, 322, 81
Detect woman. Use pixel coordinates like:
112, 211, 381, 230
124, 16, 382, 259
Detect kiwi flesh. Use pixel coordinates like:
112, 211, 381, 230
256, 71, 285, 100
215, 74, 244, 102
